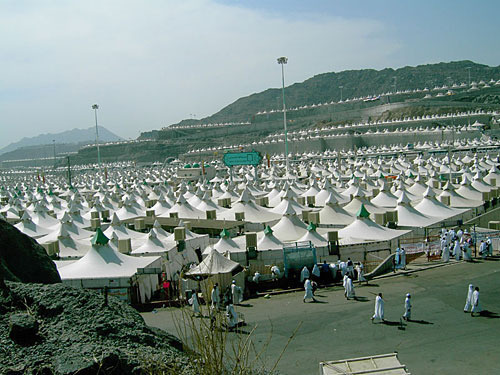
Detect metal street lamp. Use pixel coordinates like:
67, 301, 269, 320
92, 104, 101, 169
52, 139, 56, 169
466, 66, 472, 86
277, 56, 289, 175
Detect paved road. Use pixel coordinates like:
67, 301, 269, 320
142, 258, 500, 374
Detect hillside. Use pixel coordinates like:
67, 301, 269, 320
171, 60, 500, 127
0, 126, 123, 156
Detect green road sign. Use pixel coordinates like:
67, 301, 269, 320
223, 151, 262, 167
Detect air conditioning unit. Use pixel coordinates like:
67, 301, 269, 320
47, 210, 55, 218
256, 196, 269, 207
206, 210, 216, 220
371, 188, 380, 197
488, 221, 500, 230
101, 210, 110, 221
386, 211, 398, 222
183, 221, 192, 230
174, 227, 186, 242
490, 178, 497, 187
44, 241, 59, 257
146, 200, 155, 208
327, 231, 338, 242
297, 197, 306, 205
306, 196, 316, 207
440, 196, 451, 206
432, 180, 439, 189
374, 213, 386, 226
91, 218, 101, 230
170, 212, 179, 219
482, 192, 490, 202
308, 211, 320, 225
134, 218, 146, 231
146, 209, 155, 218
118, 238, 131, 254
235, 212, 245, 221
245, 232, 257, 249
91, 211, 100, 219
302, 210, 310, 222
218, 198, 231, 208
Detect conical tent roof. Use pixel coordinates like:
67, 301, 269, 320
59, 238, 160, 280
186, 248, 242, 276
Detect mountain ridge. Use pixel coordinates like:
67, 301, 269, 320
0, 126, 123, 155
169, 60, 500, 128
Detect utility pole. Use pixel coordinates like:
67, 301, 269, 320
92, 104, 101, 169
52, 139, 56, 170
67, 156, 72, 188
277, 56, 289, 175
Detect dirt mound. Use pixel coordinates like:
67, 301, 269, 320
0, 281, 195, 374
0, 219, 61, 284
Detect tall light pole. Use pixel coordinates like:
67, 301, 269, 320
92, 104, 101, 169
277, 56, 289, 175
52, 139, 56, 170
339, 85, 343, 102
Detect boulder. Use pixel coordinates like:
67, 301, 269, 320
0, 219, 61, 284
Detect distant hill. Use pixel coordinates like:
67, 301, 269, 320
0, 126, 123, 155
171, 60, 500, 127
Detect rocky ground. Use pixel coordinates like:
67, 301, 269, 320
0, 219, 196, 375
0, 281, 196, 374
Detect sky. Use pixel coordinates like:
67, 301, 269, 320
1, 0, 499, 149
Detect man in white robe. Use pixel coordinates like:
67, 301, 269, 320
403, 293, 411, 321
463, 242, 472, 261
457, 228, 464, 243
471, 287, 482, 317
371, 293, 385, 322
231, 280, 243, 305
480, 240, 488, 259
312, 264, 321, 280
395, 248, 401, 269
271, 265, 281, 280
226, 303, 238, 329
464, 284, 474, 313
453, 240, 461, 261
211, 283, 220, 311
344, 276, 355, 300
440, 236, 447, 255
188, 289, 201, 316
300, 266, 310, 283
442, 245, 450, 262
303, 278, 316, 303
356, 262, 367, 284
400, 248, 406, 269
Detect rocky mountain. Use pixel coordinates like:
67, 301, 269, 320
171, 60, 500, 127
0, 126, 123, 156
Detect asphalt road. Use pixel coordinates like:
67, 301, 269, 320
142, 258, 500, 375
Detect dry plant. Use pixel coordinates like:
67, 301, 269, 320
172, 300, 299, 375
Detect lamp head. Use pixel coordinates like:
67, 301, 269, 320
277, 57, 288, 65
92, 104, 99, 110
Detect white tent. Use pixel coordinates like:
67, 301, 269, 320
58, 229, 161, 303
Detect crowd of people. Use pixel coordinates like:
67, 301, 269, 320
438, 228, 495, 262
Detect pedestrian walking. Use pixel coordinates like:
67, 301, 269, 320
471, 287, 482, 317
402, 293, 411, 321
303, 278, 317, 303
371, 293, 385, 322
464, 284, 474, 313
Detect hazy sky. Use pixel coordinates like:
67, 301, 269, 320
1, 0, 499, 149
